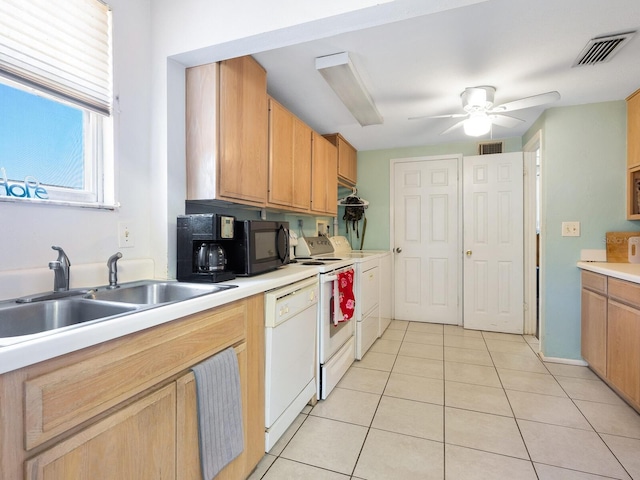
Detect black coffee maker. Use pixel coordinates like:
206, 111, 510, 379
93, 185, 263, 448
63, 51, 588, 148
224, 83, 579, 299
177, 214, 236, 283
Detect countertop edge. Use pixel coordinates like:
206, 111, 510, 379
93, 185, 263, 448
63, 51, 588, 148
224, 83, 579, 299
0, 266, 319, 374
577, 261, 640, 284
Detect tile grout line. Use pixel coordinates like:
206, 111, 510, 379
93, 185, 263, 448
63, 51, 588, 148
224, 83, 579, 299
482, 330, 539, 478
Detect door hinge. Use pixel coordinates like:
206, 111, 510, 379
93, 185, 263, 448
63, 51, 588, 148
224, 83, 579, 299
523, 302, 528, 311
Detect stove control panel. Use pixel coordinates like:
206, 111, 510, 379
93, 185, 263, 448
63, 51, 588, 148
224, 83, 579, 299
296, 236, 334, 256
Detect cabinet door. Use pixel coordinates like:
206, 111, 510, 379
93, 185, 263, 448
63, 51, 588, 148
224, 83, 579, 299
628, 88, 640, 169
291, 118, 312, 211
26, 384, 176, 480
324, 133, 357, 186
176, 345, 248, 480
268, 99, 294, 207
607, 300, 640, 405
268, 99, 312, 211
337, 137, 357, 185
311, 133, 337, 215
581, 288, 607, 377
218, 56, 268, 205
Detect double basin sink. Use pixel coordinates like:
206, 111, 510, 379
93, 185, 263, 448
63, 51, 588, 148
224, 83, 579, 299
0, 281, 236, 344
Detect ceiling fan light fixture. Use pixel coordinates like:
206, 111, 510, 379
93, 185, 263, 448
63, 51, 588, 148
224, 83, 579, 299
315, 52, 383, 127
464, 112, 491, 136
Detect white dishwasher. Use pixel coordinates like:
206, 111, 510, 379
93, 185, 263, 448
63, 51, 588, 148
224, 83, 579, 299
264, 276, 318, 452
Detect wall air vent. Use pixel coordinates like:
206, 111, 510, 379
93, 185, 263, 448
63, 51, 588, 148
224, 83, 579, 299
478, 141, 503, 155
572, 31, 636, 67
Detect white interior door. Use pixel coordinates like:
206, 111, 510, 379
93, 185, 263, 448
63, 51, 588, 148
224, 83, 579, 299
463, 152, 524, 333
392, 156, 461, 324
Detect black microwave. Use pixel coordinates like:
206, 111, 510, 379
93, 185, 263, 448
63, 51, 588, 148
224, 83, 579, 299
226, 220, 290, 276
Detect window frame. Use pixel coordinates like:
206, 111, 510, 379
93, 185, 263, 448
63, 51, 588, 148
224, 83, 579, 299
0, 77, 115, 209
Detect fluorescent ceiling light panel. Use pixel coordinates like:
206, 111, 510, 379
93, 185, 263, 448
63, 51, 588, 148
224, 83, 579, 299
316, 52, 383, 126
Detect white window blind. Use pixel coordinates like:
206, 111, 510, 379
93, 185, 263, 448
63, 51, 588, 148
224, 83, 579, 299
0, 0, 112, 116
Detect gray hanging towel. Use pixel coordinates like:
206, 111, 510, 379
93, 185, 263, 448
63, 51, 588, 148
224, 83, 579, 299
191, 347, 244, 480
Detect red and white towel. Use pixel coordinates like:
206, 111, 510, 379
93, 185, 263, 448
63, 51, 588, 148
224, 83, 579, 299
332, 268, 355, 326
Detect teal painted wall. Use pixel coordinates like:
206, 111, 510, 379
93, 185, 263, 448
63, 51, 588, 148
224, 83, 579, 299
351, 137, 523, 250
523, 101, 636, 360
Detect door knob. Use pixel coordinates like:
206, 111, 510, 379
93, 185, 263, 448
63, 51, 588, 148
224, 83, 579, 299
466, 250, 472, 256
395, 247, 402, 253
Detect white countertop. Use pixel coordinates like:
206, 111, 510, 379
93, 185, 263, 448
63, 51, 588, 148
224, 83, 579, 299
577, 261, 640, 284
0, 264, 319, 374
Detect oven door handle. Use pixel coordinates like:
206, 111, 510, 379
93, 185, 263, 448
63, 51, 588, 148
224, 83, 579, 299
323, 274, 338, 283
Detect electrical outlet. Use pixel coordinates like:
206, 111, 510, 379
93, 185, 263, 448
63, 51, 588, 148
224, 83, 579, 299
118, 222, 135, 247
561, 221, 580, 237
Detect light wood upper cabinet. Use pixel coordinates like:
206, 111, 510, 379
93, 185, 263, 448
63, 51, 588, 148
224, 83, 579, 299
626, 88, 640, 219
311, 132, 338, 216
186, 56, 268, 207
268, 98, 312, 212
324, 133, 357, 186
628, 88, 640, 169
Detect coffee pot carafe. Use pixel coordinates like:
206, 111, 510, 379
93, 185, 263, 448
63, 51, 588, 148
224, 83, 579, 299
196, 243, 227, 272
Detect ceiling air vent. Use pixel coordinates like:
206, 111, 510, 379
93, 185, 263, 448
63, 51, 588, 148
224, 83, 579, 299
478, 141, 503, 155
572, 31, 636, 67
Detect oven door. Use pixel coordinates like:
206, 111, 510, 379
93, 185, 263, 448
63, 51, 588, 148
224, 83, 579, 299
318, 267, 355, 364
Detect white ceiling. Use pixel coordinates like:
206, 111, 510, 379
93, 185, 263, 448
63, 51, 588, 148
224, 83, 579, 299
253, 0, 640, 151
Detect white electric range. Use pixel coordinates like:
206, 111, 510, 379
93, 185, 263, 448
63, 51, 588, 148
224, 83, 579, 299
291, 237, 356, 400
329, 236, 393, 358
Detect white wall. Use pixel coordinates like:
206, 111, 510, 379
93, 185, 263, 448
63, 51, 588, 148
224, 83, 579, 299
0, 0, 153, 291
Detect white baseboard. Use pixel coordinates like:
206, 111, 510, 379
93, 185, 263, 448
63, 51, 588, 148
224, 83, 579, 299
539, 352, 588, 366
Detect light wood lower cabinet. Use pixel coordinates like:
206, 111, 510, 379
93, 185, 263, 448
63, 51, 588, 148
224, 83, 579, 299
581, 273, 607, 377
26, 384, 177, 480
607, 299, 640, 406
581, 270, 640, 412
0, 295, 265, 480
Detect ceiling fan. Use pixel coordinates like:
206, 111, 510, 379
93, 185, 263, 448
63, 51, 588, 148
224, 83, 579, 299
410, 86, 560, 136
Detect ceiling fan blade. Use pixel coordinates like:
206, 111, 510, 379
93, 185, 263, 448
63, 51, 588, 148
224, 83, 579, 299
440, 119, 466, 135
409, 113, 467, 120
491, 91, 560, 113
488, 114, 524, 128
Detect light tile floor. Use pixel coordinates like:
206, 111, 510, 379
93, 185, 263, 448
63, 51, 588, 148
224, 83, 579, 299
249, 320, 640, 480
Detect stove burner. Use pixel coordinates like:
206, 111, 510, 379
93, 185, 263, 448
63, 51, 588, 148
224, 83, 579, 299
320, 258, 343, 261
301, 261, 325, 266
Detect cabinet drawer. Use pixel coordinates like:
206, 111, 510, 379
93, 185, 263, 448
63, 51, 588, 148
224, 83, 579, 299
24, 301, 247, 449
581, 271, 607, 295
608, 277, 640, 309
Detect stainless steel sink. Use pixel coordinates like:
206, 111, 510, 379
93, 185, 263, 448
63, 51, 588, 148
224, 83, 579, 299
85, 282, 236, 305
0, 280, 237, 345
0, 299, 137, 338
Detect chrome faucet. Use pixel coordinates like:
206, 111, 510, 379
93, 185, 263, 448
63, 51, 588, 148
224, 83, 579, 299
49, 246, 70, 292
107, 252, 123, 289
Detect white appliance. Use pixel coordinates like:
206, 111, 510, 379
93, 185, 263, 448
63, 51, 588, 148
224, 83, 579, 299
330, 236, 393, 356
264, 276, 318, 451
293, 237, 356, 399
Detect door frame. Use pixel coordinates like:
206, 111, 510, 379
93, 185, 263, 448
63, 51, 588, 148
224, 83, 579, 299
389, 154, 463, 325
523, 131, 542, 339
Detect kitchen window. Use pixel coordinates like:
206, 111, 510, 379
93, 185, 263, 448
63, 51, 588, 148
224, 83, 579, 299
0, 0, 114, 207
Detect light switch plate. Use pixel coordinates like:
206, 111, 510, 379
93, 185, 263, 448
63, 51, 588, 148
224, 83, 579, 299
562, 221, 580, 237
118, 222, 135, 247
